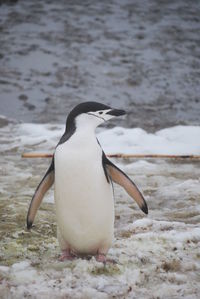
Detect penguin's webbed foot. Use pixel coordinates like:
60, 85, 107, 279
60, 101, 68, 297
59, 250, 76, 261
95, 253, 107, 264
95, 253, 117, 265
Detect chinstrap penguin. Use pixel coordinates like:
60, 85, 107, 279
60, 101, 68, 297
27, 102, 148, 263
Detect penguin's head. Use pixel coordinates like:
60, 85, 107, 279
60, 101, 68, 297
66, 102, 126, 131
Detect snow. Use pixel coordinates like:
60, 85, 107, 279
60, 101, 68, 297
2, 122, 200, 156
98, 125, 200, 155
11, 262, 38, 284
0, 121, 200, 298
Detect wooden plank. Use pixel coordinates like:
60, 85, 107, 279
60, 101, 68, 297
21, 153, 200, 160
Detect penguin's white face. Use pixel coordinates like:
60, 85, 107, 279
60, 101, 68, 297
87, 109, 116, 122
75, 108, 125, 130
75, 110, 109, 130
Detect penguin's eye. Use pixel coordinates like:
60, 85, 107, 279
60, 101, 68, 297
98, 111, 103, 115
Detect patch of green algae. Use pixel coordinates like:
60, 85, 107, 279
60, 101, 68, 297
90, 264, 122, 276
0, 197, 58, 268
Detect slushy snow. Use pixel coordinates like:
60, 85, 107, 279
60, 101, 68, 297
0, 122, 200, 298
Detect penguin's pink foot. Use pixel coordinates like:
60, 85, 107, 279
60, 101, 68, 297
95, 253, 107, 264
59, 250, 76, 261
95, 253, 117, 264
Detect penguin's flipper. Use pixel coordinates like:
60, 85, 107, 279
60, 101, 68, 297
27, 158, 54, 229
103, 154, 148, 214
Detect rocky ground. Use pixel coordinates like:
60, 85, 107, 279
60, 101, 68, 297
0, 0, 200, 130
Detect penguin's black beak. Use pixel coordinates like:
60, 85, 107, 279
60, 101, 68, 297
106, 109, 126, 117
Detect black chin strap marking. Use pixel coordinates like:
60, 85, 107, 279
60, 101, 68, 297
87, 112, 105, 122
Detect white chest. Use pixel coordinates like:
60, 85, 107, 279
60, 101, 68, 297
54, 130, 114, 254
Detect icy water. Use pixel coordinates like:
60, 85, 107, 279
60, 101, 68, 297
0, 0, 200, 298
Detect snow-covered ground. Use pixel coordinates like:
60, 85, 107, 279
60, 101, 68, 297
0, 121, 200, 298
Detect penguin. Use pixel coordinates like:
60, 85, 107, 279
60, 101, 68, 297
27, 102, 148, 263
